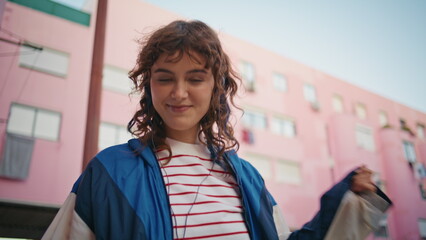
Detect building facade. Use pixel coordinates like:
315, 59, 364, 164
0, 0, 425, 239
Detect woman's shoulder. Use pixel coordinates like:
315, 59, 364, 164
97, 142, 135, 160
93, 139, 150, 170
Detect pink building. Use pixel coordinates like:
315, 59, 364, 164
1, 0, 425, 239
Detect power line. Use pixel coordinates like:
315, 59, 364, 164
0, 37, 43, 51
0, 46, 19, 98
0, 27, 24, 40
0, 50, 39, 57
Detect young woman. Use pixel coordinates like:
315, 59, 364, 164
43, 20, 391, 240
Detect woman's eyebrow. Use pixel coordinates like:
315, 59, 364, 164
153, 68, 172, 74
152, 68, 207, 74
187, 69, 208, 74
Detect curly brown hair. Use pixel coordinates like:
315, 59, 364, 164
128, 20, 240, 163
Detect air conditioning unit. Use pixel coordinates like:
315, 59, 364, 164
310, 101, 320, 111
246, 81, 255, 92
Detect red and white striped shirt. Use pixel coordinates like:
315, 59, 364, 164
156, 138, 250, 240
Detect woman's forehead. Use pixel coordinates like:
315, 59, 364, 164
158, 50, 206, 66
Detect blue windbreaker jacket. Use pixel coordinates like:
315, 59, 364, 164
66, 139, 391, 240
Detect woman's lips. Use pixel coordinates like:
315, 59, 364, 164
167, 104, 191, 113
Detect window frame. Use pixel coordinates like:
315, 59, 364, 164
272, 72, 288, 92
332, 94, 344, 113
378, 111, 389, 127
239, 61, 256, 92
275, 159, 302, 184
6, 103, 62, 141
242, 109, 268, 130
355, 124, 375, 152
102, 65, 134, 95
402, 140, 417, 163
98, 122, 132, 150
303, 83, 318, 103
417, 124, 425, 140
355, 102, 367, 120
419, 218, 426, 238
271, 116, 296, 138
19, 44, 70, 78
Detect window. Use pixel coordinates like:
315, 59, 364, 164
417, 124, 425, 140
19, 45, 69, 77
303, 83, 317, 103
242, 110, 267, 129
403, 140, 416, 163
419, 218, 426, 239
6, 103, 61, 141
420, 182, 426, 200
271, 117, 296, 137
355, 103, 367, 120
332, 95, 344, 113
379, 111, 388, 127
355, 124, 375, 151
239, 61, 255, 91
272, 73, 287, 92
103, 65, 133, 94
276, 160, 301, 184
98, 122, 132, 150
244, 154, 271, 179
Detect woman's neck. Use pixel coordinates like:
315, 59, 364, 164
165, 125, 199, 144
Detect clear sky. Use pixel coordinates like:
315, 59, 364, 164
57, 0, 426, 113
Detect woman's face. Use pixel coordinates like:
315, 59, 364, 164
150, 52, 215, 143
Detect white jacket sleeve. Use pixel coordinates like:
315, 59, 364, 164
324, 190, 390, 240
42, 193, 95, 240
273, 190, 391, 240
273, 204, 292, 240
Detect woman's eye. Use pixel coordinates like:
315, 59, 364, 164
158, 78, 172, 82
189, 78, 203, 83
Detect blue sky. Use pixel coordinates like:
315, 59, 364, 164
57, 0, 426, 113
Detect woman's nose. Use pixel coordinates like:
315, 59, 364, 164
171, 80, 188, 99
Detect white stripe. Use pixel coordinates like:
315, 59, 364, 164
158, 138, 249, 240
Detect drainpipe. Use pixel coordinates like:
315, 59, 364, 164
0, 0, 6, 26
82, 0, 108, 170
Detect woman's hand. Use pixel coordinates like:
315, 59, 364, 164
351, 165, 376, 193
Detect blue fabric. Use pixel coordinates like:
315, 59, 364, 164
73, 142, 172, 239
70, 139, 369, 239
226, 150, 279, 240
73, 158, 147, 239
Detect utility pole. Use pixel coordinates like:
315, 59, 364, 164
0, 0, 6, 26
82, 0, 108, 170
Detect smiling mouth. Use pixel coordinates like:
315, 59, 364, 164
167, 104, 192, 113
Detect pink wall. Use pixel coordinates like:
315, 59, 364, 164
380, 129, 426, 239
1, 0, 426, 238
0, 1, 96, 204
220, 25, 426, 238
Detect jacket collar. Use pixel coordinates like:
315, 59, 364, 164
128, 138, 243, 172
128, 138, 157, 168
